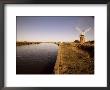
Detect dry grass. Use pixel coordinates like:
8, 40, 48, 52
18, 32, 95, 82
54, 43, 94, 74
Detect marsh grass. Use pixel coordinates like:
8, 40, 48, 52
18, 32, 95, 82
54, 43, 94, 74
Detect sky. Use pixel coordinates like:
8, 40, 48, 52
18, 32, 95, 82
16, 16, 94, 42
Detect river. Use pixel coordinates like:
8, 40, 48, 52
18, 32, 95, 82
16, 43, 58, 74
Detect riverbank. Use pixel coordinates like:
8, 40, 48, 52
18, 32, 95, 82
16, 42, 59, 46
54, 43, 94, 74
16, 42, 39, 46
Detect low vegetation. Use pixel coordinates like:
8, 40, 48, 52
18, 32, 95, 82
54, 42, 94, 74
16, 41, 40, 46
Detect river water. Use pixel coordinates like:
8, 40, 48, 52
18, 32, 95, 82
16, 43, 58, 74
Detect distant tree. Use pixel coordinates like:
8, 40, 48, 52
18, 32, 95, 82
90, 40, 94, 44
86, 40, 94, 44
74, 40, 80, 43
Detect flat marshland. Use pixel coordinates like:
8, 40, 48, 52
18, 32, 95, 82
54, 42, 94, 74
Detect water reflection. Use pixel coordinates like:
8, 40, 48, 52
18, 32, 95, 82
16, 43, 58, 74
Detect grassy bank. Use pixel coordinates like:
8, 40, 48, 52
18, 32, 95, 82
54, 43, 94, 74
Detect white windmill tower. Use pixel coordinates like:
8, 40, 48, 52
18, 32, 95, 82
76, 27, 91, 44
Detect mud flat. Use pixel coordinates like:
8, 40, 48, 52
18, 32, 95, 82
54, 43, 94, 74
